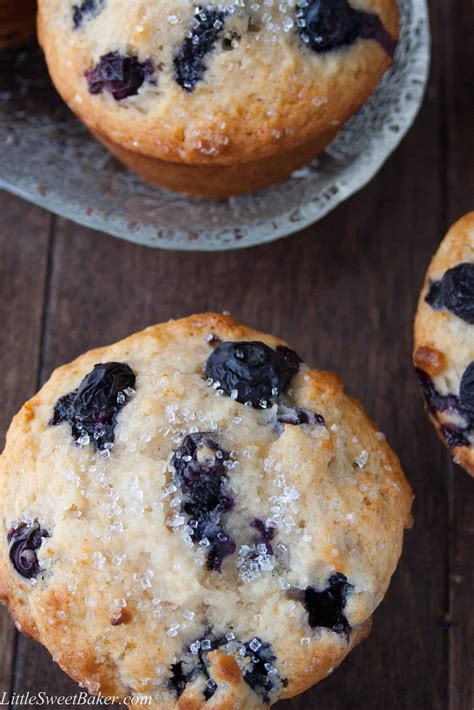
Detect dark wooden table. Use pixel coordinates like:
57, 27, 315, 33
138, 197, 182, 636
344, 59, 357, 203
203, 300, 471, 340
0, 1, 472, 707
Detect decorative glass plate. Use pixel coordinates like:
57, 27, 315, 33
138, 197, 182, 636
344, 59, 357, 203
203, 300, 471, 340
0, 0, 429, 251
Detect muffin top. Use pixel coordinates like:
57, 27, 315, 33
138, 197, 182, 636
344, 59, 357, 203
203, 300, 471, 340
38, 0, 398, 165
414, 212, 474, 476
0, 313, 412, 708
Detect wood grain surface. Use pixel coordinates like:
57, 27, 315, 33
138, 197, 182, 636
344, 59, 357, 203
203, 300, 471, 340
0, 0, 472, 707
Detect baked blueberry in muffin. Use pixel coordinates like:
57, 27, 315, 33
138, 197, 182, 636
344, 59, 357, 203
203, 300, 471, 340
37, 0, 399, 197
50, 362, 136, 451
171, 432, 236, 572
85, 53, 155, 101
425, 262, 474, 325
73, 0, 105, 28
171, 633, 281, 703
414, 213, 474, 476
205, 340, 301, 408
0, 313, 412, 708
296, 0, 395, 56
174, 6, 229, 92
8, 523, 49, 579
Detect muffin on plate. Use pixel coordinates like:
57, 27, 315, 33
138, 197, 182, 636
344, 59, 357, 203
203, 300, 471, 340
414, 213, 474, 476
37, 0, 399, 198
0, 0, 36, 50
0, 313, 412, 708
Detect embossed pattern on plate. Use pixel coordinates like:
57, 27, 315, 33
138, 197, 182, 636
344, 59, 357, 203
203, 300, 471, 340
0, 0, 429, 251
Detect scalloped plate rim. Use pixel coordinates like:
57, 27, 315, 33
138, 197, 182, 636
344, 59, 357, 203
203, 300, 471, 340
0, 0, 430, 252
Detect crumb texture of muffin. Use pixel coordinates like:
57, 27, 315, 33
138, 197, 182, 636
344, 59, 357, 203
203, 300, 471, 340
0, 313, 412, 708
37, 0, 399, 196
414, 212, 474, 476
0, 0, 36, 50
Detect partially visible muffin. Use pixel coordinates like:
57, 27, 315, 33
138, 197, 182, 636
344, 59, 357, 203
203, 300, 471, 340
0, 313, 412, 708
0, 0, 36, 50
37, 0, 399, 197
414, 213, 474, 476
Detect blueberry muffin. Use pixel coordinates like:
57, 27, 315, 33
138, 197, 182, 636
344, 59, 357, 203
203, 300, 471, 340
0, 0, 36, 50
0, 313, 412, 708
37, 0, 399, 198
414, 213, 474, 477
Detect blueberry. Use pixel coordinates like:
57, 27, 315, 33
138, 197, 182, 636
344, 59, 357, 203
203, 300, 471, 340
443, 426, 471, 449
238, 520, 276, 583
174, 6, 228, 91
442, 265, 474, 323
171, 433, 235, 572
170, 663, 187, 697
172, 634, 281, 703
426, 263, 474, 325
276, 404, 325, 426
206, 533, 236, 572
85, 52, 154, 101
294, 573, 352, 637
204, 679, 218, 700
356, 9, 396, 55
73, 0, 105, 28
170, 640, 216, 700
425, 279, 444, 309
252, 518, 275, 555
415, 367, 460, 416
297, 0, 395, 56
8, 523, 49, 579
460, 362, 474, 417
275, 346, 303, 390
205, 341, 301, 408
415, 367, 473, 450
243, 638, 278, 702
50, 362, 136, 451
297, 0, 358, 52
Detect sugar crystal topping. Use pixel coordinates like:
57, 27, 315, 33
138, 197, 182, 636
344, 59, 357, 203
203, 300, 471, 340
13, 318, 409, 707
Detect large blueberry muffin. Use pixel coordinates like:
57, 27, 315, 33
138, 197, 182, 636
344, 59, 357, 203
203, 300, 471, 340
37, 0, 399, 198
0, 0, 36, 50
0, 314, 412, 708
414, 213, 474, 477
